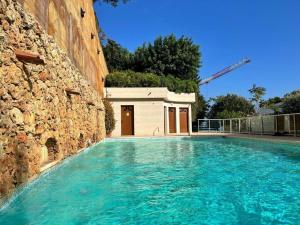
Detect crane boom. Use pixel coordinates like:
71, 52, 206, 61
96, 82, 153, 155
199, 58, 251, 85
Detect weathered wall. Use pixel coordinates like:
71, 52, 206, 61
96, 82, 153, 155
0, 0, 105, 199
16, 0, 108, 96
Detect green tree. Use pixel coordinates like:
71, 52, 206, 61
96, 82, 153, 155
208, 94, 254, 119
105, 71, 198, 93
282, 90, 300, 113
103, 99, 116, 135
103, 39, 133, 72
248, 84, 266, 110
105, 71, 207, 120
261, 96, 282, 114
133, 34, 201, 81
261, 96, 282, 107
103, 35, 204, 122
192, 93, 208, 120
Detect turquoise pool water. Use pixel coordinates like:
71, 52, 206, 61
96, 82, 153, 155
1, 137, 300, 225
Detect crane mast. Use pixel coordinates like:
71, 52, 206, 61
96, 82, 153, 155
199, 58, 251, 85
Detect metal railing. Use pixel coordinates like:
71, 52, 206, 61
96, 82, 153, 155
197, 113, 300, 137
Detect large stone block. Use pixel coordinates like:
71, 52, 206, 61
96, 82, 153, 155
9, 107, 24, 125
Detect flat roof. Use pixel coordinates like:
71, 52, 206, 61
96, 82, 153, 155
105, 87, 196, 103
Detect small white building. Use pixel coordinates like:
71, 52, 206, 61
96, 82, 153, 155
105, 88, 196, 137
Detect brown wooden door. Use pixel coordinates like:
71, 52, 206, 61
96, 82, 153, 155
121, 106, 134, 135
168, 107, 176, 133
180, 108, 189, 133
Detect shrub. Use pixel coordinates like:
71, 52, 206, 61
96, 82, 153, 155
105, 71, 198, 93
103, 99, 116, 135
282, 90, 300, 113
209, 94, 255, 119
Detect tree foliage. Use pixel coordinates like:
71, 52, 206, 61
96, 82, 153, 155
192, 93, 208, 120
105, 71, 207, 120
103, 35, 204, 121
282, 90, 300, 113
133, 35, 201, 81
260, 96, 282, 108
248, 84, 266, 108
209, 94, 255, 119
103, 39, 133, 72
260, 96, 282, 114
103, 99, 116, 135
105, 71, 198, 93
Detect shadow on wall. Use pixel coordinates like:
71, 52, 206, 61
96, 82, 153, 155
45, 137, 59, 162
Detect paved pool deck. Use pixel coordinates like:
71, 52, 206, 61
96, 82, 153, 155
192, 132, 300, 144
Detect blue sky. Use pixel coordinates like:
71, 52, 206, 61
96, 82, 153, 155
94, 0, 300, 100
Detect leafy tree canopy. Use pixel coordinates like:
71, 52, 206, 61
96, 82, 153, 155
193, 93, 208, 120
261, 96, 282, 107
133, 35, 201, 81
103, 99, 116, 135
103, 39, 133, 72
260, 96, 282, 114
208, 94, 255, 119
103, 36, 203, 121
105, 71, 198, 93
248, 84, 266, 107
105, 71, 207, 120
216, 110, 247, 119
282, 90, 300, 113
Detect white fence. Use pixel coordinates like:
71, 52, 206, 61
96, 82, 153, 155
197, 113, 300, 137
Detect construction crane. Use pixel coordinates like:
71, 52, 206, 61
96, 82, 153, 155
199, 58, 251, 85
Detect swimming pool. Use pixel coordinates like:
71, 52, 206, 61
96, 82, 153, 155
1, 137, 300, 224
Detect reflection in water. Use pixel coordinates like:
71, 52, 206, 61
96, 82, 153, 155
1, 137, 300, 224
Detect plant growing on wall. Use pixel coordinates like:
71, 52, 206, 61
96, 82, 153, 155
103, 99, 116, 135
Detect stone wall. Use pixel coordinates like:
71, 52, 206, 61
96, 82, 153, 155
0, 0, 106, 199
16, 0, 108, 96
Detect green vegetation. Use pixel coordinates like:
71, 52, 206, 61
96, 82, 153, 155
103, 40, 133, 72
248, 84, 266, 109
103, 35, 207, 121
102, 34, 300, 119
208, 94, 255, 119
193, 94, 208, 121
133, 35, 201, 81
103, 99, 116, 135
103, 35, 201, 81
105, 71, 198, 93
260, 96, 282, 114
282, 90, 300, 113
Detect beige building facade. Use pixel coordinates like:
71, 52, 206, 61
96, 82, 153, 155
105, 88, 196, 137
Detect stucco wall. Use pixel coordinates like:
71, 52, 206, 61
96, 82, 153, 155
106, 88, 195, 137
0, 0, 105, 199
111, 101, 192, 137
16, 0, 108, 96
111, 100, 165, 136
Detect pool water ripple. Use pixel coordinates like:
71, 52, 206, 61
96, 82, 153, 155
0, 137, 300, 225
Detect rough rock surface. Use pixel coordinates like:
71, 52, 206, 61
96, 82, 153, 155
0, 0, 105, 199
